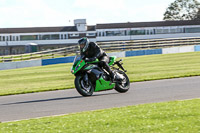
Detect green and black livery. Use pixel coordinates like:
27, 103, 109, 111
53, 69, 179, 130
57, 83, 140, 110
71, 54, 130, 96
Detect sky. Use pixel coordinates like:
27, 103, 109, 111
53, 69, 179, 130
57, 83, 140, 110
0, 0, 176, 28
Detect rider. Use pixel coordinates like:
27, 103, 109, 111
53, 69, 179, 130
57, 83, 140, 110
78, 37, 115, 82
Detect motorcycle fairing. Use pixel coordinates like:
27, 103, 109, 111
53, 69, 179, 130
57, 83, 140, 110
95, 77, 115, 92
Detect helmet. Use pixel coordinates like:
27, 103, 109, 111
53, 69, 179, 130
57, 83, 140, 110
78, 37, 90, 53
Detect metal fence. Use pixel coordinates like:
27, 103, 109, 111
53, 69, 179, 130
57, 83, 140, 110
0, 45, 78, 62
98, 37, 200, 51
1, 37, 200, 62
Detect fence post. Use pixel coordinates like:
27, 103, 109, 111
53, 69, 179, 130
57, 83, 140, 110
51, 52, 54, 58
64, 49, 67, 57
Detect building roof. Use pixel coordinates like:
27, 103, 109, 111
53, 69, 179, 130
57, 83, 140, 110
96, 20, 200, 29
0, 25, 96, 34
1, 20, 200, 34
87, 25, 96, 31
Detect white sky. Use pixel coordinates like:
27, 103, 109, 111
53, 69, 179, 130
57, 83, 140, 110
0, 0, 176, 28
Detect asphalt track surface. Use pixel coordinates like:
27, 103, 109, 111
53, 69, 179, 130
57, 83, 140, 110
0, 76, 200, 122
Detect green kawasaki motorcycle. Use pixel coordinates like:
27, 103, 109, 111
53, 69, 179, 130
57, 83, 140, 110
71, 54, 130, 96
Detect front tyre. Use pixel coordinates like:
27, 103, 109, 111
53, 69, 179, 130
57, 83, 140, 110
115, 70, 130, 93
75, 75, 94, 96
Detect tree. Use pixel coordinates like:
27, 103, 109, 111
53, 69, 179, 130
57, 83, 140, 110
163, 0, 200, 20
193, 8, 200, 20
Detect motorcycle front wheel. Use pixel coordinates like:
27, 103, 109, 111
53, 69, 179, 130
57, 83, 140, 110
114, 70, 130, 93
75, 75, 94, 96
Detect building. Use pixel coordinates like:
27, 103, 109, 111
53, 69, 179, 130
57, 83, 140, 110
1, 19, 200, 55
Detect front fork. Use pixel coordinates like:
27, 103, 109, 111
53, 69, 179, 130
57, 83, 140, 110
83, 73, 89, 86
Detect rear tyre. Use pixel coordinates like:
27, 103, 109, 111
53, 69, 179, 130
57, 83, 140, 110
75, 75, 94, 96
114, 70, 130, 93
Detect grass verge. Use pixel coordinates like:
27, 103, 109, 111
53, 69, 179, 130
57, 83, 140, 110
0, 99, 199, 132
1, 51, 200, 96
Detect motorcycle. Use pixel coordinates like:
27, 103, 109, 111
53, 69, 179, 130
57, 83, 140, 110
71, 53, 130, 96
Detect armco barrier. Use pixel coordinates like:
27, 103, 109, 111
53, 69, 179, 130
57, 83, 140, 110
195, 45, 200, 51
125, 49, 162, 57
0, 62, 18, 70
42, 56, 75, 66
162, 47, 180, 54
179, 46, 194, 53
107, 51, 125, 58
16, 59, 42, 68
126, 50, 145, 57
0, 59, 42, 70
1, 45, 200, 71
145, 49, 162, 55
162, 46, 195, 54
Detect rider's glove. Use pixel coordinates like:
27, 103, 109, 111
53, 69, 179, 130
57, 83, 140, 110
81, 55, 85, 59
85, 58, 91, 62
85, 57, 96, 62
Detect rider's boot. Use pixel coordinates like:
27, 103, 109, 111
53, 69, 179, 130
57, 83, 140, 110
101, 62, 115, 84
109, 71, 116, 85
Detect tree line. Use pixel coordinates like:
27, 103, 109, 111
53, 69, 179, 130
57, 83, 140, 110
163, 0, 200, 20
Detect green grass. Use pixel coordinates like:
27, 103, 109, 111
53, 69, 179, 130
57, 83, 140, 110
1, 51, 200, 96
1, 99, 199, 133
125, 51, 200, 82
0, 64, 74, 96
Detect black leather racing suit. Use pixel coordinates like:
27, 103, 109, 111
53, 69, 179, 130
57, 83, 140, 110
81, 42, 114, 77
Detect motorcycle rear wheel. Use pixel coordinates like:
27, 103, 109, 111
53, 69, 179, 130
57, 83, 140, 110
75, 75, 94, 96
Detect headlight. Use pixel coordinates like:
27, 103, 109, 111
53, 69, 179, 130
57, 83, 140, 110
71, 70, 74, 73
